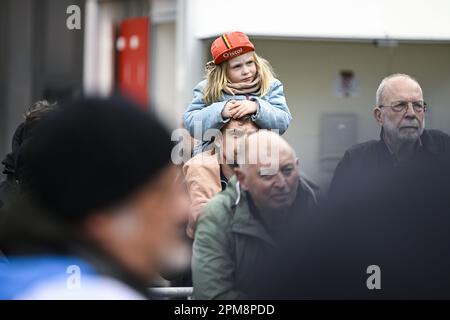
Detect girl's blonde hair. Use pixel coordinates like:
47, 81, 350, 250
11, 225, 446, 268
203, 52, 275, 105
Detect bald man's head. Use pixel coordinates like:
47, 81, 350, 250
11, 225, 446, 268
235, 130, 299, 212
238, 130, 296, 171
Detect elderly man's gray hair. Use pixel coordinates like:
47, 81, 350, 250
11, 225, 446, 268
375, 73, 420, 107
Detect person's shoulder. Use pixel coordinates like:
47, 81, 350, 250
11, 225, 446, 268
0, 255, 145, 300
194, 79, 208, 91
424, 129, 450, 143
184, 150, 218, 167
423, 129, 450, 154
183, 151, 220, 180
299, 176, 320, 202
334, 139, 382, 170
16, 275, 145, 300
345, 139, 380, 156
199, 178, 239, 224
270, 78, 283, 88
183, 151, 221, 193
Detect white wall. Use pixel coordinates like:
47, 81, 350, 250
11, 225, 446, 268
239, 40, 450, 188
152, 22, 177, 129
192, 0, 450, 41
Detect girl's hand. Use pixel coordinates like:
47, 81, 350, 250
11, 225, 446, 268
222, 100, 239, 119
229, 100, 258, 119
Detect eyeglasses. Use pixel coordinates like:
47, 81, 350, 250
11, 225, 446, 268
379, 101, 427, 113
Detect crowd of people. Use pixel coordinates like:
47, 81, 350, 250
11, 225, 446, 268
1, 31, 450, 299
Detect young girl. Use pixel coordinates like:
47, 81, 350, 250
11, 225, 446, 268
184, 31, 292, 153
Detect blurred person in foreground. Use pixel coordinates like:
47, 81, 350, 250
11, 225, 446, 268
0, 96, 189, 299
192, 130, 318, 299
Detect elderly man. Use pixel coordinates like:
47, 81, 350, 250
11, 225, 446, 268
329, 73, 450, 196
192, 130, 318, 299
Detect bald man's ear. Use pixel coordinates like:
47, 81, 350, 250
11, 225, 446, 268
373, 107, 383, 126
234, 167, 248, 191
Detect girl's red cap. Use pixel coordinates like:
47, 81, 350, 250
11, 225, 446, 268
210, 31, 255, 65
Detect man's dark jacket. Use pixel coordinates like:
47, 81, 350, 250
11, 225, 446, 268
328, 129, 450, 199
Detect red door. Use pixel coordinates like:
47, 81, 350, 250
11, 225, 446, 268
116, 17, 150, 110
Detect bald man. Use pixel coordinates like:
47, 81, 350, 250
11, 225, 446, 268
329, 73, 450, 197
192, 130, 318, 299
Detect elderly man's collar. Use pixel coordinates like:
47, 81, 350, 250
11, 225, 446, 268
379, 128, 424, 155
379, 128, 444, 158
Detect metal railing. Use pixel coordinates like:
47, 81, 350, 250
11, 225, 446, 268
149, 287, 193, 299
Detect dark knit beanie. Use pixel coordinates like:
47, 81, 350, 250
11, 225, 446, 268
17, 96, 173, 221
